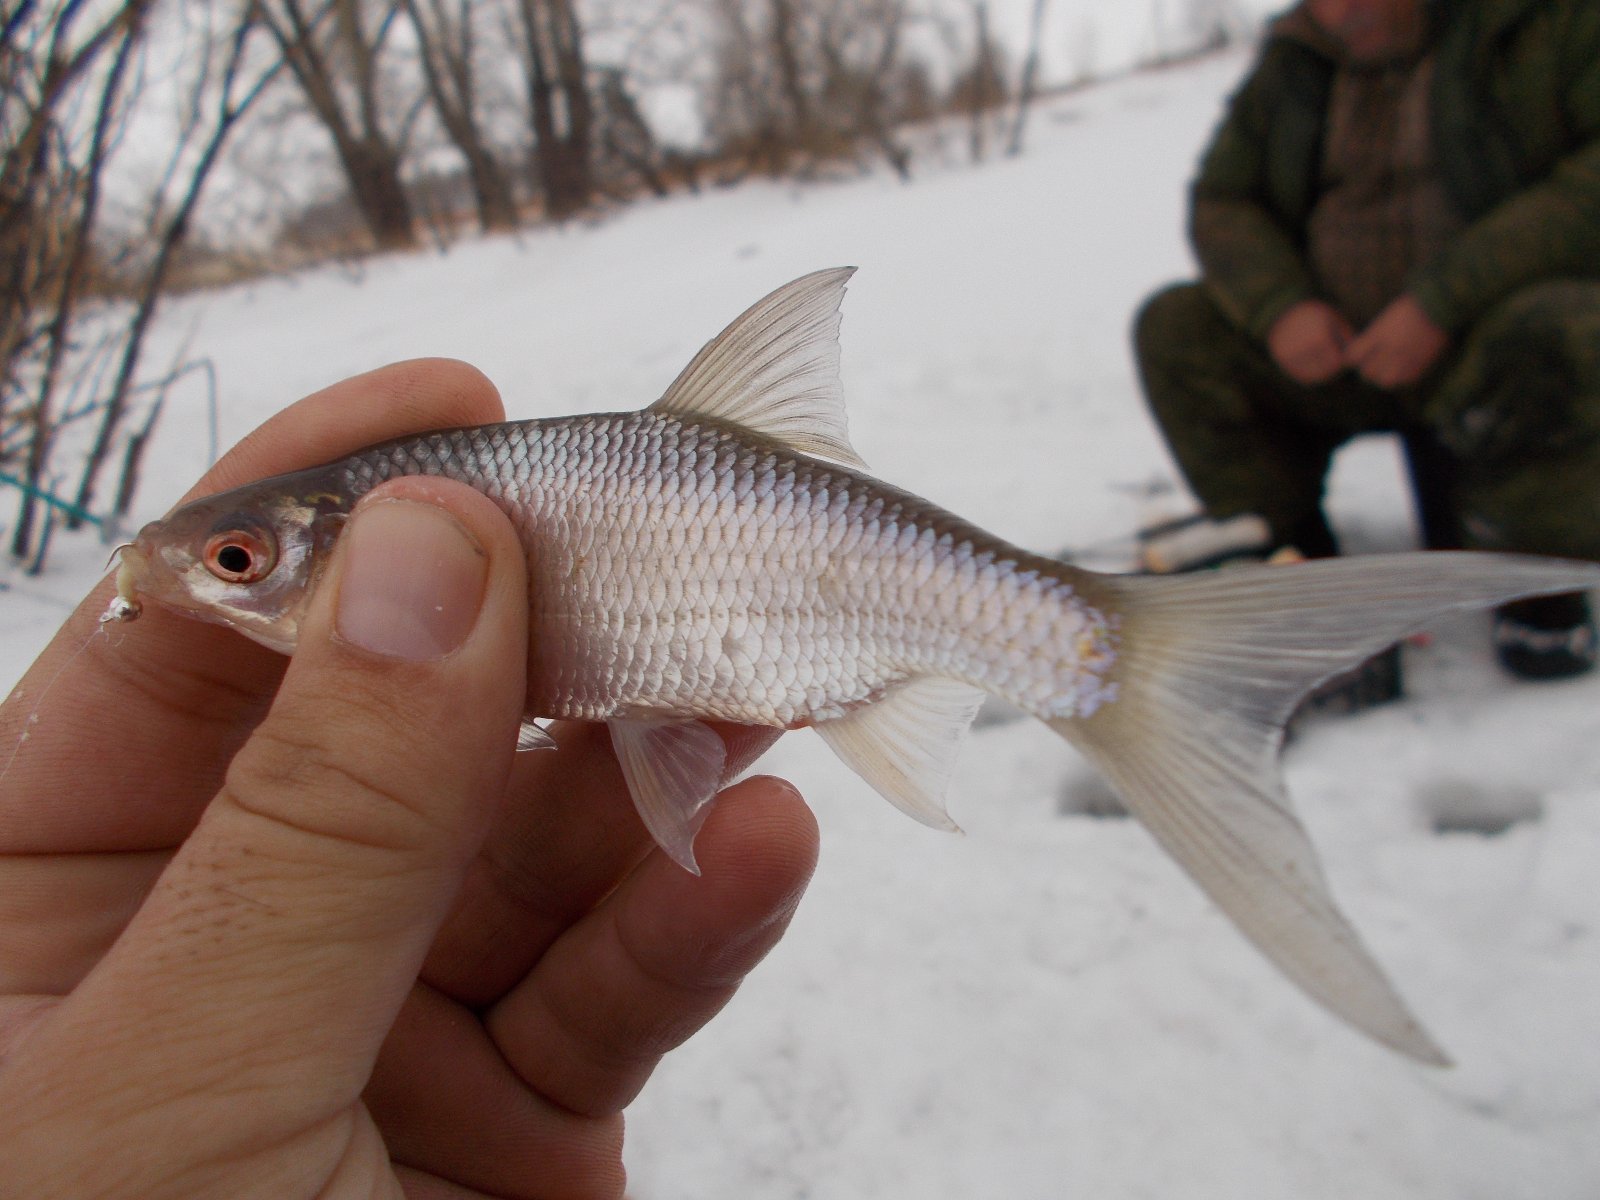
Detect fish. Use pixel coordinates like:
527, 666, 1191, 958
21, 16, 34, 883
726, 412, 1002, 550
109, 267, 1600, 1064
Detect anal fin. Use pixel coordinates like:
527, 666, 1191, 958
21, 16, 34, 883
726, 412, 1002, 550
814, 677, 987, 832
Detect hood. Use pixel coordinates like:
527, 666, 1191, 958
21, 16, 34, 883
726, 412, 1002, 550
1267, 0, 1443, 67
1269, 3, 1356, 61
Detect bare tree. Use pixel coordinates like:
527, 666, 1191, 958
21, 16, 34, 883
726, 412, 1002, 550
580, 0, 713, 193
816, 0, 914, 180
401, 0, 520, 233
592, 65, 668, 197
949, 0, 1008, 163
512, 0, 595, 220
2, 0, 155, 560
766, 0, 812, 147
705, 0, 923, 180
2, 1, 147, 430
1005, 0, 1050, 156
1, 1, 287, 566
1180, 0, 1250, 52
71, 4, 286, 528
255, 0, 420, 251
704, 0, 786, 174
706, 0, 831, 174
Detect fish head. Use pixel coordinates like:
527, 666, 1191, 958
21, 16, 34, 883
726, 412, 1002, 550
117, 475, 353, 654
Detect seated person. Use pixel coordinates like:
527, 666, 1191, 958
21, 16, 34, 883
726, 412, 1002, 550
1133, 0, 1600, 678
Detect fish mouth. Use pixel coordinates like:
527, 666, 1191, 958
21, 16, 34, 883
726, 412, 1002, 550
100, 542, 149, 624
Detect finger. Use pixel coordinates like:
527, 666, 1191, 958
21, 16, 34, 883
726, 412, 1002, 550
1360, 363, 1395, 390
366, 984, 626, 1199
0, 996, 57, 1064
1286, 350, 1340, 387
1349, 348, 1374, 374
0, 479, 529, 1169
486, 776, 818, 1117
1348, 337, 1399, 389
422, 721, 783, 1006
0, 851, 167, 994
394, 1169, 512, 1200
0, 359, 504, 856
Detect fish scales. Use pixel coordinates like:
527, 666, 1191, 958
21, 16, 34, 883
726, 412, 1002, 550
341, 411, 1120, 728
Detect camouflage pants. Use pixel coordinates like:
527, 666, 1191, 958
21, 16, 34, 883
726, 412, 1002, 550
1133, 280, 1600, 560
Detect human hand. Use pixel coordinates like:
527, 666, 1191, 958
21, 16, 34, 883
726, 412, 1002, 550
0, 360, 819, 1199
1347, 294, 1450, 390
1266, 299, 1356, 386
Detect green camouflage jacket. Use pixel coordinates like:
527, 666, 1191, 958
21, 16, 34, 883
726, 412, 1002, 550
1190, 0, 1600, 339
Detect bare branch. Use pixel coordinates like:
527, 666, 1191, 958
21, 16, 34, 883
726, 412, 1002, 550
69, 5, 286, 529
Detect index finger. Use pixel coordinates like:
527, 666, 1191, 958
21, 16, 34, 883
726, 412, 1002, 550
0, 359, 505, 855
420, 719, 784, 1006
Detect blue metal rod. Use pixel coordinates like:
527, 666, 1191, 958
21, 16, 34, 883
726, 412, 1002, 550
0, 470, 108, 529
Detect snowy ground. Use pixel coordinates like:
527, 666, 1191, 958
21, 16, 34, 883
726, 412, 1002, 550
6, 48, 1600, 1200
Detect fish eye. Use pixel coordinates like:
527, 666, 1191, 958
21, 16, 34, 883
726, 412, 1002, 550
202, 527, 276, 584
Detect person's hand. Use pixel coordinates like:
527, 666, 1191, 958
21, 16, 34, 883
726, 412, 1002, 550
0, 359, 819, 1199
1266, 299, 1356, 386
1347, 294, 1451, 390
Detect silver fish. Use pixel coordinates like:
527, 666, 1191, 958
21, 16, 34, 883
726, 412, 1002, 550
111, 268, 1600, 1064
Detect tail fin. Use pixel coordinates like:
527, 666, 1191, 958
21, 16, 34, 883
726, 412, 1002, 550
1053, 552, 1600, 1064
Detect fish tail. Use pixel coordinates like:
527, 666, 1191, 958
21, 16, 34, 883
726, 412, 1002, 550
1049, 551, 1600, 1064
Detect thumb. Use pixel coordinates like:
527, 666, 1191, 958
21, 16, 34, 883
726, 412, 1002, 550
12, 479, 529, 1151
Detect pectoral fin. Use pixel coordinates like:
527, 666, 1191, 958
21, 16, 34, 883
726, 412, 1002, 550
814, 677, 987, 832
607, 715, 728, 875
516, 720, 558, 751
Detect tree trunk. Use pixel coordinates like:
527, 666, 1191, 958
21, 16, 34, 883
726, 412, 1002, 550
339, 134, 420, 250
965, 1, 1001, 163
262, 0, 419, 251
768, 0, 811, 146
518, 0, 593, 220
1006, 0, 1051, 157
462, 141, 520, 232
596, 69, 668, 198
403, 0, 519, 233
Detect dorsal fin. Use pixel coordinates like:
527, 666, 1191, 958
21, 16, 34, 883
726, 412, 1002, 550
649, 267, 868, 468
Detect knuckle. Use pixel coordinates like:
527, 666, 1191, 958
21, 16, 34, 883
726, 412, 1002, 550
225, 705, 449, 857
98, 630, 278, 736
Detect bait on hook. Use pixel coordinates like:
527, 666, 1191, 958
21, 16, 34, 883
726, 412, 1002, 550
99, 542, 143, 625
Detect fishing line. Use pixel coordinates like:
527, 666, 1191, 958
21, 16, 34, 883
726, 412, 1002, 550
0, 595, 115, 789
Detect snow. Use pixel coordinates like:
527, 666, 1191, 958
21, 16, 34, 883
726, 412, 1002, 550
6, 45, 1600, 1200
